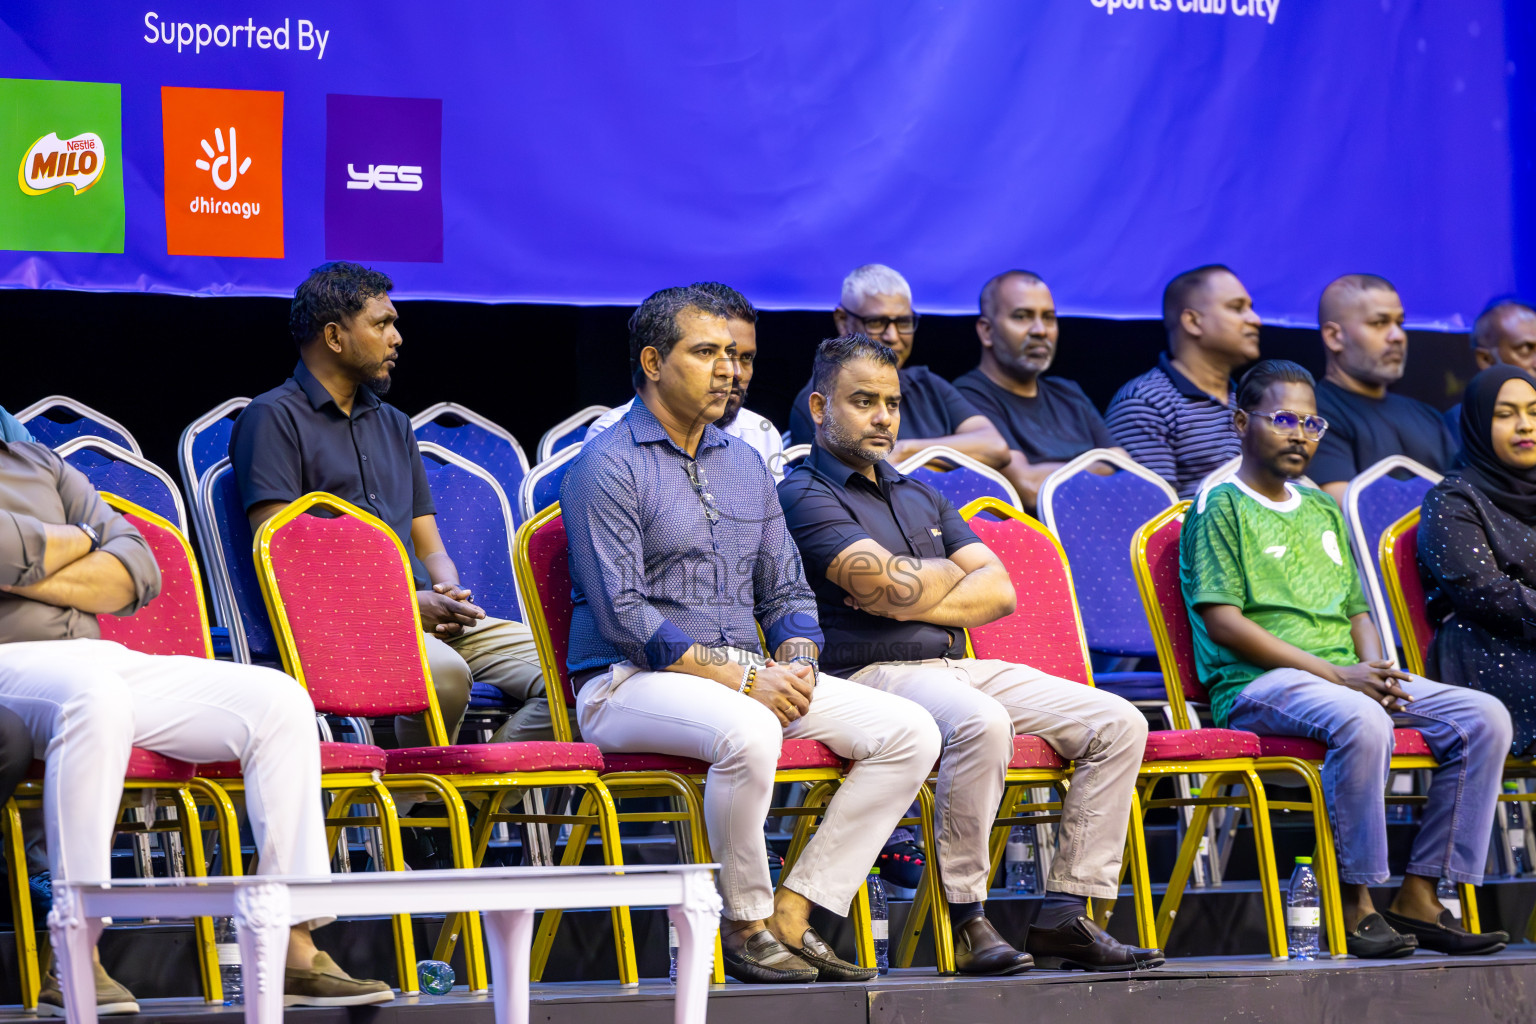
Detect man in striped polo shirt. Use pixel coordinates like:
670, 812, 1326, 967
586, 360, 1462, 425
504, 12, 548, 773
1106, 265, 1262, 497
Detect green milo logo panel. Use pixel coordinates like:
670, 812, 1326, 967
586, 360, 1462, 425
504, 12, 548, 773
0, 78, 124, 254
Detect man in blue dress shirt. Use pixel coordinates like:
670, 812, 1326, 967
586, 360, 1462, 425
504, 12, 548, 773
563, 285, 939, 985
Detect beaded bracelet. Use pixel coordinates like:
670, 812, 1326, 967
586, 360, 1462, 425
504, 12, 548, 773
738, 663, 758, 696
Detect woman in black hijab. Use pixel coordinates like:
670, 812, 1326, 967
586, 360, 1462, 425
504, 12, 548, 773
1420, 364, 1536, 753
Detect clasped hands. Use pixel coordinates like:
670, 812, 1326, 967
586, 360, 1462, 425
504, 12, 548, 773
416, 582, 484, 637
749, 658, 817, 728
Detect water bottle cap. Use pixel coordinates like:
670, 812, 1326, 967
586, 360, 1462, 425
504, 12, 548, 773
870, 868, 881, 876
1295, 856, 1312, 865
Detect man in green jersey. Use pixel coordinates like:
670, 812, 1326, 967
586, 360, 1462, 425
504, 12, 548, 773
1181, 359, 1512, 959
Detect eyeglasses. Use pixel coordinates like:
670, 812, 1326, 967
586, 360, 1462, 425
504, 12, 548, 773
843, 309, 920, 337
1250, 409, 1329, 441
684, 461, 721, 525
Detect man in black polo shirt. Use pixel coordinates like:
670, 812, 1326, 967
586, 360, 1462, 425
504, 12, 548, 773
230, 262, 547, 747
1311, 274, 1457, 502
788, 264, 1009, 468
1445, 300, 1536, 446
954, 270, 1123, 509
778, 334, 1163, 974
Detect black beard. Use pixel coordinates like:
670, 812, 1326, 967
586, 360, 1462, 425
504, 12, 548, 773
362, 371, 392, 396
823, 413, 892, 464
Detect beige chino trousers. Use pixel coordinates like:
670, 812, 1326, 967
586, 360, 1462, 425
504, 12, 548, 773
406, 615, 552, 746
577, 663, 940, 922
851, 658, 1147, 902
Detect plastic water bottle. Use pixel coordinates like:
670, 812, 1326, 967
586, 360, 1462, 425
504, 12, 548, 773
868, 868, 890, 975
417, 959, 455, 995
668, 920, 679, 984
1386, 772, 1414, 823
1506, 782, 1530, 875
1286, 857, 1321, 960
1437, 878, 1462, 922
214, 917, 242, 1005
1005, 827, 1039, 894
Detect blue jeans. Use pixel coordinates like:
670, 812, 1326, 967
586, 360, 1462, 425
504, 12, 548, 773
1226, 669, 1512, 885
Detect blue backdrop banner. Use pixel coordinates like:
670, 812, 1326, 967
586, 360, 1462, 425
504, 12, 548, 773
0, 2, 1516, 326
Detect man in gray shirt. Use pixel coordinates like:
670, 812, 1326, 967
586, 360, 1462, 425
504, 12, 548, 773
0, 439, 391, 1013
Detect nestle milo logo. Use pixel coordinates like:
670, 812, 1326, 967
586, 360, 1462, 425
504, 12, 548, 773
19, 131, 106, 195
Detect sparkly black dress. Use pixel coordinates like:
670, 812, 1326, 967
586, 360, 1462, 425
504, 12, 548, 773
1420, 476, 1536, 755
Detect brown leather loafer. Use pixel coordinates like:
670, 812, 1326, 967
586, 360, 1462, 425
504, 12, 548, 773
953, 915, 1034, 976
1025, 915, 1165, 971
721, 928, 819, 984
787, 927, 879, 982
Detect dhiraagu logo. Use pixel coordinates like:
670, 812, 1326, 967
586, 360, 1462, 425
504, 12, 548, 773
0, 78, 124, 253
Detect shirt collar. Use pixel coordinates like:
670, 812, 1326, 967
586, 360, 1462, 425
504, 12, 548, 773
627, 396, 728, 453
293, 359, 381, 417
806, 441, 902, 493
1158, 351, 1233, 403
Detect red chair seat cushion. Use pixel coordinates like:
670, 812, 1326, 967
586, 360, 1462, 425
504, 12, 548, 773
1143, 728, 1261, 762
385, 741, 604, 776
1258, 728, 1432, 761
28, 747, 195, 783
604, 739, 845, 775
198, 742, 389, 779
1008, 735, 1067, 770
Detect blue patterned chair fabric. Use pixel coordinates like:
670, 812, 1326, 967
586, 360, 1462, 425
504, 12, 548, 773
25, 405, 137, 453
415, 416, 529, 528
905, 463, 1011, 512
209, 465, 279, 663
420, 455, 523, 624
1355, 472, 1434, 647
62, 446, 182, 529
1049, 467, 1174, 701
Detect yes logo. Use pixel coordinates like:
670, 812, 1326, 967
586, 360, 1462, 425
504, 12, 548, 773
20, 132, 106, 195
346, 164, 424, 192
161, 86, 284, 258
0, 78, 123, 253
325, 94, 442, 262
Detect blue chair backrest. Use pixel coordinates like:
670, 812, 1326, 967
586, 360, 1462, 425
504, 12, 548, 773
1355, 471, 1435, 646
419, 447, 523, 623
537, 405, 609, 463
179, 398, 249, 511
60, 441, 185, 532
545, 423, 586, 459
206, 463, 278, 663
1045, 467, 1176, 658
22, 399, 139, 454
413, 408, 529, 528
902, 464, 1006, 511
520, 444, 581, 522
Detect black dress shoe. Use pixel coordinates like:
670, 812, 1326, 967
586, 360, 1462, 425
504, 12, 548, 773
786, 927, 879, 982
1025, 916, 1165, 971
1345, 912, 1418, 959
1380, 908, 1508, 955
721, 929, 819, 984
953, 916, 1034, 976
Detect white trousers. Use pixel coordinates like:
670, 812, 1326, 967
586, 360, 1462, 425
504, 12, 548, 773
853, 658, 1148, 902
577, 664, 940, 922
0, 639, 330, 892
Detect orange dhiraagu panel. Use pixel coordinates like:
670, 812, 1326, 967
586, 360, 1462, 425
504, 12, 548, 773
161, 86, 284, 258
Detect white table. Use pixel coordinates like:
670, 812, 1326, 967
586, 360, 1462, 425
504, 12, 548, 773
49, 864, 721, 1024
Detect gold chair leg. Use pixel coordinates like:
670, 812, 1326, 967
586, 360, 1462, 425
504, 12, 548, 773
1459, 882, 1481, 935
170, 787, 222, 1004
1153, 775, 1216, 948
587, 780, 639, 985
1121, 782, 1158, 950
188, 779, 243, 877
1280, 760, 1347, 958
1239, 769, 1286, 960
361, 779, 418, 994
530, 790, 598, 982
6, 798, 39, 1010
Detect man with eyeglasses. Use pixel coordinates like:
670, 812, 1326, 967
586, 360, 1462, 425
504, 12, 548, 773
1310, 274, 1457, 503
788, 265, 1009, 470
1182, 359, 1511, 959
563, 285, 940, 985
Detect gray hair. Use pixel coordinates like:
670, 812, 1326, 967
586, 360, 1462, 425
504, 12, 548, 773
840, 264, 912, 310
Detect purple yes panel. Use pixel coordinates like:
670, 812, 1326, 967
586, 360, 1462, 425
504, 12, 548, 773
325, 94, 442, 263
